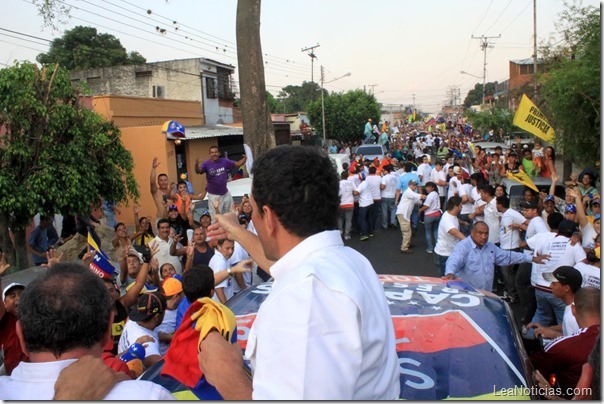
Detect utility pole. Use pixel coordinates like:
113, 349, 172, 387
412, 93, 416, 107
368, 84, 378, 95
471, 35, 500, 107
301, 43, 320, 83
320, 66, 326, 145
533, 0, 538, 99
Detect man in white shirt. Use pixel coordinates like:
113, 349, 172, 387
429, 160, 448, 208
357, 172, 375, 241
118, 291, 166, 369
0, 263, 174, 400
209, 238, 236, 304
496, 195, 528, 302
151, 219, 185, 274
380, 164, 398, 229
198, 146, 400, 400
434, 196, 465, 275
396, 180, 426, 253
364, 166, 383, 236
416, 155, 432, 187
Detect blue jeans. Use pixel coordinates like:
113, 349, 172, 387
424, 214, 441, 252
369, 201, 381, 233
411, 205, 420, 231
381, 198, 397, 228
531, 289, 566, 327
358, 204, 372, 236
458, 213, 471, 237
434, 253, 449, 276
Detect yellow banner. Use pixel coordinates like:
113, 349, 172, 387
512, 94, 555, 142
506, 170, 539, 193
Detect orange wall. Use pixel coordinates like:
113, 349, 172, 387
90, 95, 213, 227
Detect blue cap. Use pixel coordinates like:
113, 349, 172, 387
544, 195, 555, 203
168, 204, 178, 211
565, 204, 577, 213
200, 210, 211, 218
595, 213, 601, 221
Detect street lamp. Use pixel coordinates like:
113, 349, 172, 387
321, 66, 351, 144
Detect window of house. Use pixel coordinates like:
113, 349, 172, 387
206, 77, 217, 99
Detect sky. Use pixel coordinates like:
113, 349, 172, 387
1, 0, 600, 113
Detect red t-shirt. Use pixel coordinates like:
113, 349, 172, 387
0, 312, 28, 375
531, 324, 600, 397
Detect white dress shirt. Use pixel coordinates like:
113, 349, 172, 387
245, 230, 400, 400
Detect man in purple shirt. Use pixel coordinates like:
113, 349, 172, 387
195, 146, 247, 220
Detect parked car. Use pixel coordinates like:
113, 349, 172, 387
472, 141, 510, 156
141, 275, 537, 400
500, 176, 565, 211
192, 177, 252, 217
506, 131, 535, 149
354, 144, 386, 162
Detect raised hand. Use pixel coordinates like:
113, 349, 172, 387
0, 252, 10, 277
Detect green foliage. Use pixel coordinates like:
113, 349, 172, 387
463, 82, 498, 108
36, 26, 147, 71
465, 106, 514, 135
306, 89, 381, 142
278, 81, 323, 113
538, 1, 600, 165
0, 61, 139, 234
266, 91, 283, 113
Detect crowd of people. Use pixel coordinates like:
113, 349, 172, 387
0, 126, 600, 399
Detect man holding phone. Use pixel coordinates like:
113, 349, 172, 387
150, 157, 172, 226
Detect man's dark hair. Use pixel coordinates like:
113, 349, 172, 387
183, 265, 215, 302
547, 212, 564, 230
470, 172, 485, 185
18, 263, 111, 357
496, 195, 510, 209
478, 183, 495, 197
340, 170, 348, 180
177, 180, 187, 187
251, 146, 339, 238
157, 218, 169, 229
158, 173, 168, 180
383, 164, 393, 173
217, 238, 233, 247
369, 166, 377, 175
404, 162, 414, 173
446, 196, 462, 211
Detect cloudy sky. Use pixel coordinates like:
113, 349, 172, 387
1, 0, 599, 112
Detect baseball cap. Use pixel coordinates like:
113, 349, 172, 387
520, 200, 539, 210
162, 277, 183, 297
408, 179, 418, 186
565, 204, 577, 213
168, 204, 178, 212
129, 292, 167, 322
453, 166, 461, 174
542, 266, 582, 293
594, 213, 601, 221
238, 214, 249, 225
592, 199, 601, 206
2, 282, 24, 301
508, 151, 518, 157
126, 247, 144, 264
543, 195, 555, 203
200, 210, 211, 218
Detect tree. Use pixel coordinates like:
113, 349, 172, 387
266, 91, 284, 113
236, 0, 275, 159
463, 82, 498, 108
36, 26, 147, 70
464, 106, 513, 135
538, 1, 600, 172
0, 62, 139, 271
306, 89, 381, 143
278, 81, 323, 113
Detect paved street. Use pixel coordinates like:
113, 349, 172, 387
344, 222, 441, 277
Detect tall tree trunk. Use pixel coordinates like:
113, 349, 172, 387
0, 213, 29, 273
236, 0, 275, 160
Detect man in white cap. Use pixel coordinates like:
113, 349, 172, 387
0, 269, 27, 375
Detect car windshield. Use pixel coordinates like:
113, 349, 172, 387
356, 146, 382, 155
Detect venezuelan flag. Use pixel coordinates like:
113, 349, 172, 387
87, 233, 115, 279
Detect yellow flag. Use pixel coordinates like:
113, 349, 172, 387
506, 170, 539, 193
512, 94, 555, 142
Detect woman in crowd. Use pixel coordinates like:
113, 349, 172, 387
131, 207, 155, 247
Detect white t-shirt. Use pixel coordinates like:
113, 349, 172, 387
356, 181, 374, 208
364, 175, 382, 200
483, 198, 501, 244
447, 177, 462, 199
0, 360, 175, 400
231, 241, 253, 294
396, 188, 422, 221
423, 191, 441, 215
580, 222, 598, 250
526, 216, 549, 240
152, 236, 183, 274
499, 208, 526, 249
380, 173, 398, 199
459, 183, 474, 215
155, 308, 177, 355
118, 319, 161, 358
430, 168, 447, 196
246, 231, 400, 399
533, 235, 587, 287
574, 262, 601, 288
473, 198, 486, 223
562, 304, 579, 336
416, 163, 432, 185
434, 211, 461, 256
339, 179, 356, 207
209, 250, 234, 302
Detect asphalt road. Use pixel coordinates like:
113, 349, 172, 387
344, 222, 441, 277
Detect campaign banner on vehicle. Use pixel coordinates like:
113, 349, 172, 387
513, 94, 555, 142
